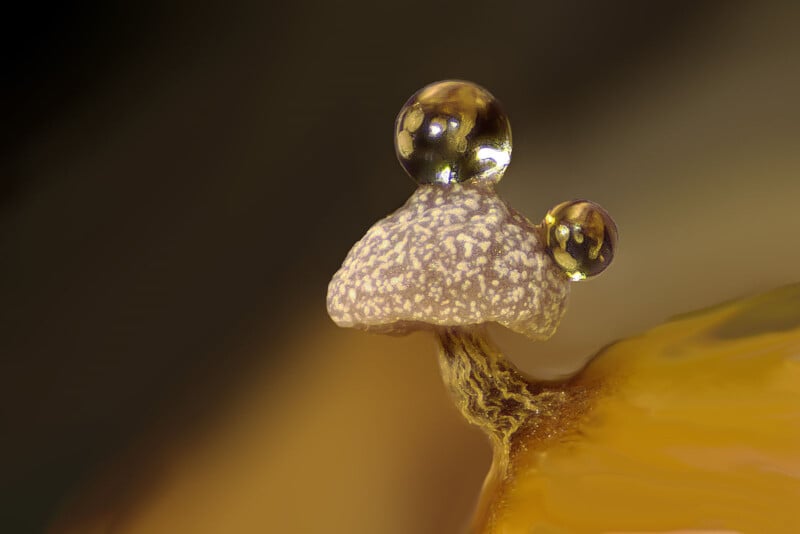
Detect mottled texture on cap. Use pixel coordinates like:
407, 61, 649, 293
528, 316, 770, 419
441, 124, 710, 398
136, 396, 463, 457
326, 184, 570, 340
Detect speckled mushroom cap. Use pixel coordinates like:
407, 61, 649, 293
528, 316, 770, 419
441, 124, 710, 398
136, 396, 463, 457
327, 184, 570, 340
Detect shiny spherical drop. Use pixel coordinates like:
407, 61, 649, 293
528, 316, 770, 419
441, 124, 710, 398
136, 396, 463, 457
544, 200, 618, 281
394, 80, 512, 185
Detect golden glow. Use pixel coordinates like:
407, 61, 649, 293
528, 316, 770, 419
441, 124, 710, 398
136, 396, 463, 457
436, 165, 453, 183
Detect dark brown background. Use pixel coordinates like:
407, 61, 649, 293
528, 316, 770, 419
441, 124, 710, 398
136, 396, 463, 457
2, 2, 799, 532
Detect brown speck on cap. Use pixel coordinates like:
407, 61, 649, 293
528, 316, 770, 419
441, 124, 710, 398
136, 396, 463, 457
326, 184, 570, 340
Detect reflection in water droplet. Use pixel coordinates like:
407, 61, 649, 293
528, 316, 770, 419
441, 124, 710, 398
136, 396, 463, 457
544, 200, 618, 280
394, 80, 512, 185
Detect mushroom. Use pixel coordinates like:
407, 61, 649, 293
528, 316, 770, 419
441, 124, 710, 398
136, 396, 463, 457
327, 79, 617, 459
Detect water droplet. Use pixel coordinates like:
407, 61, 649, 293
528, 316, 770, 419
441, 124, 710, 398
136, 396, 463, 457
395, 80, 512, 185
544, 200, 618, 280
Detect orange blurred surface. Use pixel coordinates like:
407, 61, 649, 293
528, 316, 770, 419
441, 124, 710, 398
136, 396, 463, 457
496, 287, 800, 532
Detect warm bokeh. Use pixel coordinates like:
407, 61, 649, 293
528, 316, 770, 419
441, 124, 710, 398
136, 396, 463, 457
1, 2, 799, 532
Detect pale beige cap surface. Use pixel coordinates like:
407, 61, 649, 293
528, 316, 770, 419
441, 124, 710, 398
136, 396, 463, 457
327, 184, 570, 340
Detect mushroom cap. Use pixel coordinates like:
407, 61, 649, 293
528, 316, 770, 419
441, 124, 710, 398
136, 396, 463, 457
326, 184, 570, 340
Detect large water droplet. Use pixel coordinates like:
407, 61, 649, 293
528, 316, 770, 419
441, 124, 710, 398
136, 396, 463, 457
395, 80, 512, 186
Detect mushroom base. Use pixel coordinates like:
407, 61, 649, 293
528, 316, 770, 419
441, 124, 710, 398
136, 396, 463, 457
436, 326, 596, 448
435, 326, 602, 531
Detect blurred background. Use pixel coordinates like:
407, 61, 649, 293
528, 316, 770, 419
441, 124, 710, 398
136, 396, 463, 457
2, 1, 799, 532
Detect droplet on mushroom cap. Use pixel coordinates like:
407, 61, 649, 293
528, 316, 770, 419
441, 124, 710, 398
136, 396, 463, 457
326, 185, 570, 340
395, 80, 512, 186
544, 200, 618, 281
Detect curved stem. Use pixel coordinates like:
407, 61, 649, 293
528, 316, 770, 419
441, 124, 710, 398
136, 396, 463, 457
435, 326, 570, 450
437, 326, 597, 532
436, 327, 603, 532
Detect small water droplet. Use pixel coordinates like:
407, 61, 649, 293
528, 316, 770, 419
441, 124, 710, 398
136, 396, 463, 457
544, 200, 618, 280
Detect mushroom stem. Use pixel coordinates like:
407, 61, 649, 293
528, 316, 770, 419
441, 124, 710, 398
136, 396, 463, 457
437, 327, 602, 532
435, 326, 585, 451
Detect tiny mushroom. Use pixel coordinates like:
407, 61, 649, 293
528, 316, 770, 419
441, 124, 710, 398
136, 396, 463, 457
327, 80, 617, 341
326, 80, 619, 533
